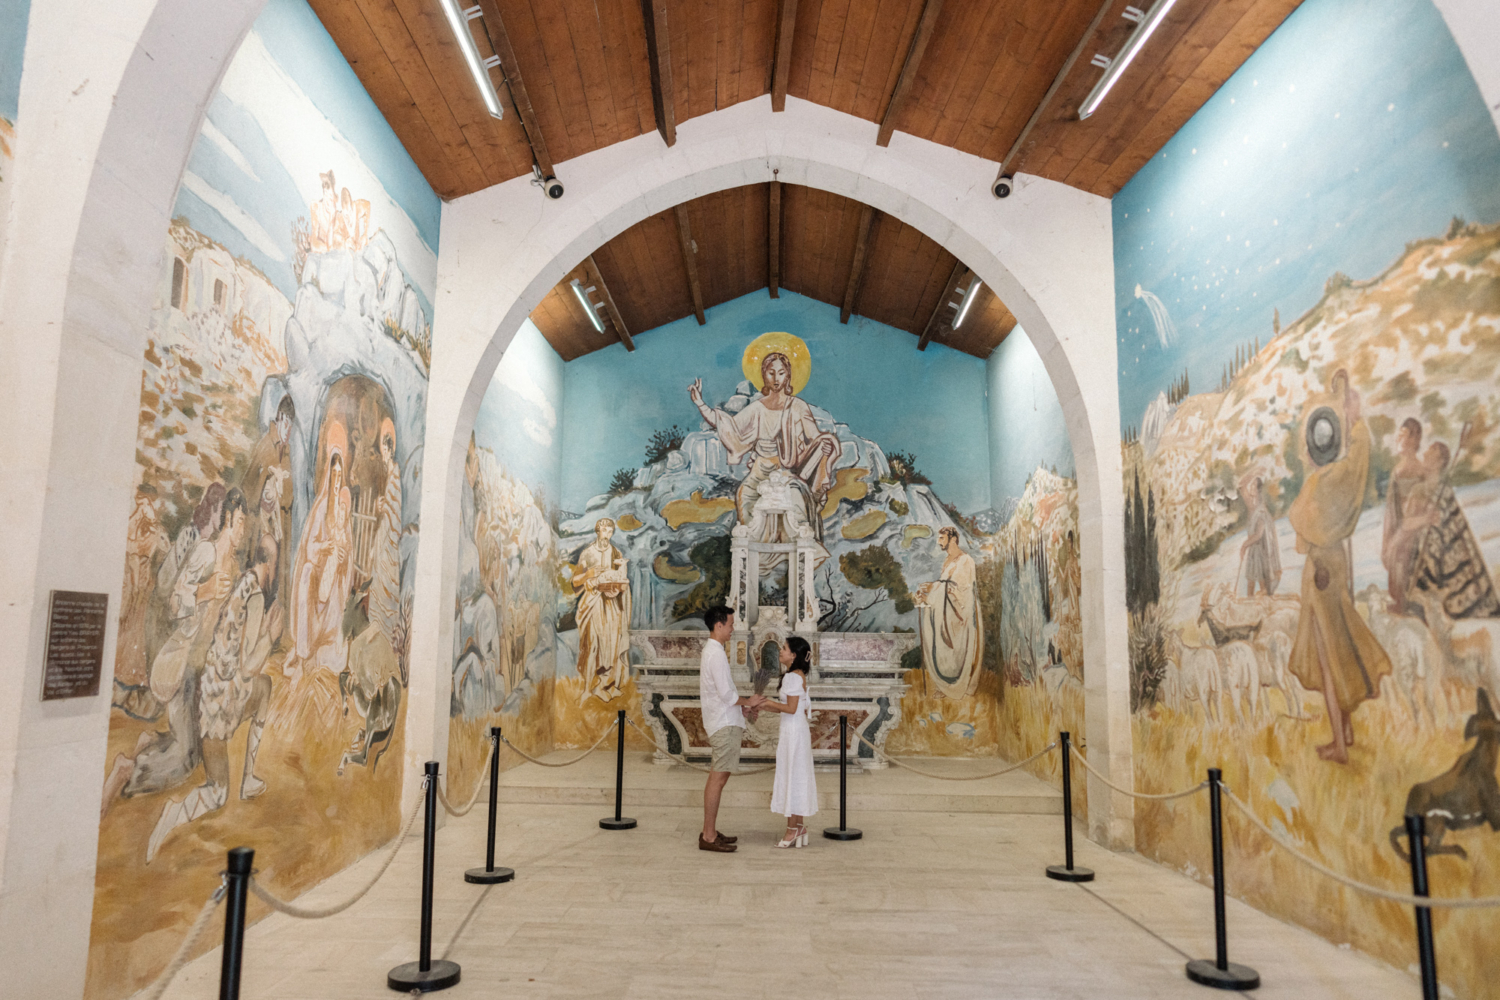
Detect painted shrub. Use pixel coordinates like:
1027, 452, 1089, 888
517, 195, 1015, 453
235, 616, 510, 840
89, 2, 440, 995
555, 291, 1006, 754
1115, 0, 1500, 995
449, 320, 565, 798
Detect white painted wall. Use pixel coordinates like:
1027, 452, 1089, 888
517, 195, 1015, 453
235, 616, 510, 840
416, 96, 1135, 848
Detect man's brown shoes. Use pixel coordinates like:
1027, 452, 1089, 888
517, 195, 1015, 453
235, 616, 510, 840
698, 834, 736, 852
716, 832, 737, 844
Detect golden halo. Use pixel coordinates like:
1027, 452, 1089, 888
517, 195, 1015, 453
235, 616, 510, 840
742, 332, 811, 394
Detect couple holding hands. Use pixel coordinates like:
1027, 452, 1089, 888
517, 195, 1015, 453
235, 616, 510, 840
697, 605, 818, 852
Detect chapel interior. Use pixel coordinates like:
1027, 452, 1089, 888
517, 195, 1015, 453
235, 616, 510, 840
2, 0, 1499, 997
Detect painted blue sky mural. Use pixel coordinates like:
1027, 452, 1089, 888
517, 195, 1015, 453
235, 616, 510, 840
476, 318, 564, 498
560, 290, 993, 515
0, 0, 30, 123
172, 0, 439, 312
987, 328, 1073, 505
1113, 0, 1500, 427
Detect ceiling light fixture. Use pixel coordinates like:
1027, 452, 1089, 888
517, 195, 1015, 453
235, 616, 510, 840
953, 277, 983, 329
439, 0, 504, 120
1078, 0, 1179, 120
571, 279, 605, 334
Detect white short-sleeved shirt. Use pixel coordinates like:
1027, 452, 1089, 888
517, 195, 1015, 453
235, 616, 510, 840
699, 637, 745, 736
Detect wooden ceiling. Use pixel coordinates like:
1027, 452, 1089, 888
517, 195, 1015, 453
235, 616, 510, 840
313, 0, 1302, 200
529, 182, 1015, 361
311, 0, 1302, 359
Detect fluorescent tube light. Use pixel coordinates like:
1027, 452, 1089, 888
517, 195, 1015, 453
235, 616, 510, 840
438, 0, 504, 120
1078, 0, 1179, 120
953, 278, 982, 329
571, 280, 605, 333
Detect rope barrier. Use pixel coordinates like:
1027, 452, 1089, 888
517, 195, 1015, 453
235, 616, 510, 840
436, 748, 492, 818
139, 880, 226, 1000
249, 782, 425, 920
1069, 744, 1209, 801
1221, 786, 1500, 910
625, 717, 776, 773
498, 720, 619, 767
852, 730, 1058, 780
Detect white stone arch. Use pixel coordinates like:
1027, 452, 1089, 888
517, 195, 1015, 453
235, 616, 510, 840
412, 97, 1135, 849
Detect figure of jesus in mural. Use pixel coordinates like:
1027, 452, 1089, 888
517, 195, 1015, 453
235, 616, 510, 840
574, 517, 632, 704
915, 527, 984, 699
688, 333, 841, 544
1286, 371, 1391, 763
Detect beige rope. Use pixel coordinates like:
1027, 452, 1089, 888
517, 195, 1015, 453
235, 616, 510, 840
140, 881, 225, 1000
249, 783, 425, 919
625, 717, 777, 773
852, 729, 1058, 779
499, 720, 618, 766
437, 747, 493, 818
1221, 786, 1500, 910
1069, 744, 1209, 801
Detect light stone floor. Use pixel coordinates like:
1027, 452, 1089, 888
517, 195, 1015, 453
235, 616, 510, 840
154, 755, 1420, 1000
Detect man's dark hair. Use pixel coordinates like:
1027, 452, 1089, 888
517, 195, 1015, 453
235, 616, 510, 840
221, 487, 247, 530
703, 605, 734, 632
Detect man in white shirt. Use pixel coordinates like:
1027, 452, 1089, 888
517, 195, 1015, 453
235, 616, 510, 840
698, 605, 763, 852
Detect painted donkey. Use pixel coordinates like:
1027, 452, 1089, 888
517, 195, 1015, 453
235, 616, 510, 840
1390, 688, 1500, 861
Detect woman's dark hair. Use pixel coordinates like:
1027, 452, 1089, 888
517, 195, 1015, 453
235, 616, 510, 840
779, 635, 812, 691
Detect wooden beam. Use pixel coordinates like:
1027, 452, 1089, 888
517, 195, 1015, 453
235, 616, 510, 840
674, 204, 705, 325
474, 0, 555, 177
582, 255, 634, 352
877, 0, 943, 148
840, 204, 878, 324
770, 0, 799, 112
641, 0, 677, 146
768, 180, 781, 298
917, 260, 968, 351
995, 0, 1115, 180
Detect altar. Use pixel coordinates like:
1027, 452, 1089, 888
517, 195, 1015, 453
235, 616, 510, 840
631, 626, 912, 769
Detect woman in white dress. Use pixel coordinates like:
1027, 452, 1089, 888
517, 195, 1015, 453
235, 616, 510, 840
763, 635, 818, 847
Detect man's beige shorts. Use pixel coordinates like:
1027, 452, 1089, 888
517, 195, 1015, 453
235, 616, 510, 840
707, 725, 744, 773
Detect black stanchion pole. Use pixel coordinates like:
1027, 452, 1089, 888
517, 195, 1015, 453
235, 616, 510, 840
1186, 768, 1259, 991
600, 710, 637, 830
823, 713, 862, 841
1405, 814, 1440, 1000
465, 726, 514, 884
1045, 731, 1093, 882
389, 761, 461, 993
219, 847, 253, 1000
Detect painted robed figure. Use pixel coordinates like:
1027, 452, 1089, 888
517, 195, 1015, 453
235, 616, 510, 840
575, 517, 632, 703
916, 527, 984, 699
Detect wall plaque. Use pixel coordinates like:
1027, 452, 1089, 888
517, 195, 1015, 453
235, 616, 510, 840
41, 590, 109, 701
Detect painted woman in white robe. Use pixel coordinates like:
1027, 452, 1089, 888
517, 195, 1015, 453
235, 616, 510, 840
289, 434, 353, 675
688, 352, 840, 542
916, 527, 984, 699
575, 518, 632, 703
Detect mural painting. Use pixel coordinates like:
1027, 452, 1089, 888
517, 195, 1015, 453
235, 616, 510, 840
1115, 0, 1500, 994
553, 294, 1005, 755
0, 0, 30, 250
87, 3, 439, 996
448, 320, 564, 801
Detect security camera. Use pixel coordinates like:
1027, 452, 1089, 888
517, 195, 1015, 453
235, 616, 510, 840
993, 174, 1014, 199
543, 176, 564, 200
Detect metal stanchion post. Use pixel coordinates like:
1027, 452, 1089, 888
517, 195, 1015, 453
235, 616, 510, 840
600, 710, 637, 830
219, 847, 253, 1000
1045, 731, 1093, 882
1405, 814, 1439, 1000
465, 726, 514, 884
389, 761, 462, 993
1186, 768, 1259, 991
823, 713, 862, 841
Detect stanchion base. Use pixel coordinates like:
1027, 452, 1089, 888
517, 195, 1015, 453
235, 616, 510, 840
464, 866, 514, 884
1045, 864, 1095, 882
1185, 959, 1260, 991
823, 827, 863, 841
387, 959, 461, 993
599, 817, 637, 830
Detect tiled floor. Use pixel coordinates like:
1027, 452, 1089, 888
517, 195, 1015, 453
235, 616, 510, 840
157, 755, 1418, 999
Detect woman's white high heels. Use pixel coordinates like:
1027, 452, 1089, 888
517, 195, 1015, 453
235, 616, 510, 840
775, 825, 808, 849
